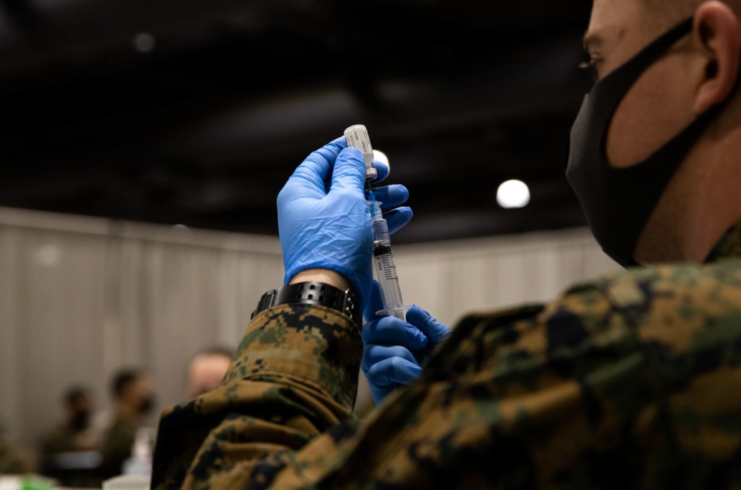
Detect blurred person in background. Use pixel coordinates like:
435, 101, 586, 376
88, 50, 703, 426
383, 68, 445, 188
150, 0, 741, 487
40, 387, 95, 455
39, 387, 101, 487
0, 424, 33, 475
99, 369, 155, 479
185, 347, 234, 400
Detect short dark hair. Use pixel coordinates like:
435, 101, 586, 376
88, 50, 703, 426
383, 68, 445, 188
112, 369, 144, 399
64, 387, 89, 406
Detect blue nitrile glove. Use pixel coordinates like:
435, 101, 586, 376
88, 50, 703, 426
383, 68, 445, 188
365, 185, 414, 235
278, 136, 412, 310
362, 281, 452, 404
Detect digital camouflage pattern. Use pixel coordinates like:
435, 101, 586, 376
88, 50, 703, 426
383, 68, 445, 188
152, 224, 741, 489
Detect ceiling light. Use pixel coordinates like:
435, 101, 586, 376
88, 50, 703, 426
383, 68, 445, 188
133, 33, 156, 53
373, 150, 389, 168
497, 180, 530, 209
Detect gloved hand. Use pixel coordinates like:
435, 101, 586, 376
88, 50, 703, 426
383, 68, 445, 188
362, 281, 452, 404
278, 137, 412, 309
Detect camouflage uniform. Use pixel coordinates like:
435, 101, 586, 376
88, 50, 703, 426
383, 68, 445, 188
0, 430, 33, 475
40, 425, 82, 455
152, 225, 741, 489
99, 417, 137, 479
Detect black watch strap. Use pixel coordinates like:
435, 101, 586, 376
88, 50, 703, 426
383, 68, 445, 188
251, 281, 362, 326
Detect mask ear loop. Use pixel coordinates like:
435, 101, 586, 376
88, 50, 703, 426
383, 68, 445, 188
632, 20, 741, 266
595, 17, 695, 93
592, 17, 696, 163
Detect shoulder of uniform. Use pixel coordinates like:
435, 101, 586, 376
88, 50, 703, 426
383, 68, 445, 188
562, 258, 741, 326
454, 304, 545, 332
453, 259, 741, 332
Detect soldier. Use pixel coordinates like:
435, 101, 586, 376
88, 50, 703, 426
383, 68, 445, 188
40, 387, 95, 456
99, 370, 155, 480
152, 0, 741, 488
185, 347, 234, 400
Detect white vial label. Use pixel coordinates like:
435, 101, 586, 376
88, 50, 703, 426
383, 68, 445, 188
344, 124, 377, 180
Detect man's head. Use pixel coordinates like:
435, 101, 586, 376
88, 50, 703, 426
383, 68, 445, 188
112, 369, 155, 418
186, 347, 233, 399
578, 0, 741, 263
64, 387, 92, 431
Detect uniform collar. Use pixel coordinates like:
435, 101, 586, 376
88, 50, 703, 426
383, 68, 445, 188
706, 218, 741, 263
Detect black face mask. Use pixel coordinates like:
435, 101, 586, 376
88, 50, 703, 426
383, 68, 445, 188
138, 396, 155, 416
70, 410, 90, 432
566, 17, 732, 267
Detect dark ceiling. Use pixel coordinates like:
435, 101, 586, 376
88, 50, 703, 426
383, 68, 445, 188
0, 0, 594, 244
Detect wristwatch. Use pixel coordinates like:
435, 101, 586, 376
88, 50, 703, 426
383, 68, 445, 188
251, 281, 362, 326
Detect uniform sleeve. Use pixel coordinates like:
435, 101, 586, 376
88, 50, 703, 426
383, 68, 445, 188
100, 420, 137, 480
40, 427, 75, 455
152, 260, 741, 489
151, 304, 363, 490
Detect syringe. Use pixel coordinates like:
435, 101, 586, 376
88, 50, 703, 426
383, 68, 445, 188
344, 125, 410, 320
367, 197, 410, 320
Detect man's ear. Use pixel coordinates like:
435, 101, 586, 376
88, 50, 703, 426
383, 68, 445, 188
693, 1, 741, 114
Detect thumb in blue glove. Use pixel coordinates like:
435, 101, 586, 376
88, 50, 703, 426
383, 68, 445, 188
405, 305, 452, 352
362, 281, 451, 404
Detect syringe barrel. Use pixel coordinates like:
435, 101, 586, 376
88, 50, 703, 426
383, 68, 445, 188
372, 218, 391, 247
368, 200, 403, 309
374, 250, 405, 318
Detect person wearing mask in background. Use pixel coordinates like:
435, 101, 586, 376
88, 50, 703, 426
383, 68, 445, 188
0, 424, 33, 475
39, 387, 101, 487
152, 0, 741, 487
40, 387, 95, 456
100, 370, 154, 480
185, 347, 234, 400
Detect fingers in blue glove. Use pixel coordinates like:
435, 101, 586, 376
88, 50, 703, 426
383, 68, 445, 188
405, 305, 452, 350
370, 160, 389, 183
288, 137, 346, 195
383, 207, 413, 234
367, 185, 409, 209
364, 185, 413, 235
363, 280, 385, 323
363, 316, 427, 352
366, 356, 422, 390
363, 344, 419, 369
330, 147, 367, 194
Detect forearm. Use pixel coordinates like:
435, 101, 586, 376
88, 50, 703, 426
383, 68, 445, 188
152, 303, 363, 490
289, 269, 350, 290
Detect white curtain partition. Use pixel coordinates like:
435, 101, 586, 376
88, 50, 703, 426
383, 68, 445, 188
394, 229, 620, 327
0, 206, 619, 448
0, 207, 285, 449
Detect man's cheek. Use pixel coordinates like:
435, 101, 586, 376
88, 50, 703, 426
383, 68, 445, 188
607, 57, 696, 168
